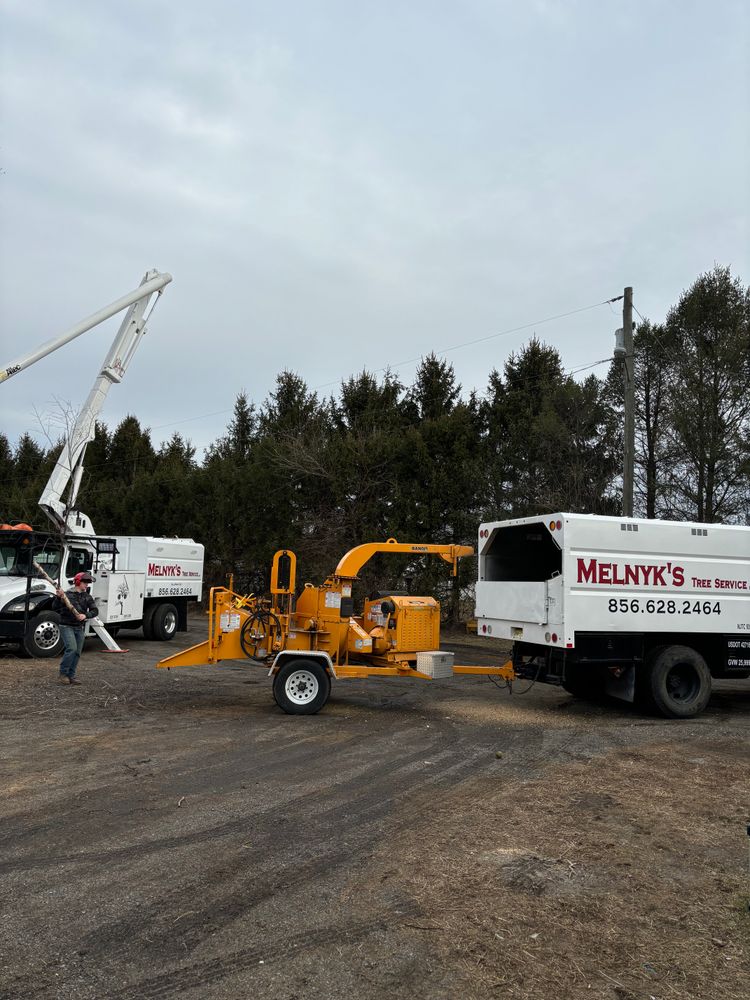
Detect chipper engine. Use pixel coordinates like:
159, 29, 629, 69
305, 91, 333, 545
157, 539, 514, 713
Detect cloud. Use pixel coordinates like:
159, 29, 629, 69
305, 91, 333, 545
1, 0, 747, 461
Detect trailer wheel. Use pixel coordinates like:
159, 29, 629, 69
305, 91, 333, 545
645, 645, 711, 719
149, 603, 178, 642
21, 611, 64, 658
272, 659, 331, 715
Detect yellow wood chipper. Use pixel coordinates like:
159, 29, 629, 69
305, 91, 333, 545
157, 538, 514, 713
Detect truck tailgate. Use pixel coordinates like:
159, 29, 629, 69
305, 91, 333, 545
476, 581, 548, 624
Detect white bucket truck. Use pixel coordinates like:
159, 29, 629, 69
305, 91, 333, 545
0, 271, 204, 656
476, 513, 750, 718
0, 526, 203, 655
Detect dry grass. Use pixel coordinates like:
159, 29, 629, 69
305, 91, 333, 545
370, 739, 750, 999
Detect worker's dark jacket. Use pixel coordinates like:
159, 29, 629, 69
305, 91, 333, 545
52, 589, 99, 628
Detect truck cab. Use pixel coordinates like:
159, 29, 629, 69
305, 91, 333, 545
0, 528, 64, 656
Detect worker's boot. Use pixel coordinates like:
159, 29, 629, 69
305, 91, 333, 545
58, 676, 70, 685
69, 678, 82, 686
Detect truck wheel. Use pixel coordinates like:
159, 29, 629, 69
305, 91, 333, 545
149, 603, 179, 642
142, 604, 156, 639
645, 645, 711, 719
22, 611, 63, 657
272, 659, 331, 715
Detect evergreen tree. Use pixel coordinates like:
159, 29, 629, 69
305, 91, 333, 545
108, 416, 157, 483
664, 265, 749, 521
0, 433, 17, 519
405, 354, 460, 422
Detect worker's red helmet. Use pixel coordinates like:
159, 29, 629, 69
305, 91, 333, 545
74, 572, 93, 585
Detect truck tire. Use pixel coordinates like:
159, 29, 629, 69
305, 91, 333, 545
644, 645, 711, 719
22, 611, 63, 658
142, 604, 157, 640
272, 659, 331, 715
149, 603, 179, 642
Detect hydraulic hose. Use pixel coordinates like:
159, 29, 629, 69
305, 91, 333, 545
240, 609, 282, 662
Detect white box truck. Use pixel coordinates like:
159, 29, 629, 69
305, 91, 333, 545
0, 526, 204, 656
476, 513, 750, 717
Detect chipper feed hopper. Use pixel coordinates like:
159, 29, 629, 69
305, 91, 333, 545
158, 539, 514, 713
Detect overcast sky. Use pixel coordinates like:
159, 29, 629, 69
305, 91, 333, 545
1, 0, 748, 457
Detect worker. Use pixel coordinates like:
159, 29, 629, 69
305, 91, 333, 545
54, 572, 98, 685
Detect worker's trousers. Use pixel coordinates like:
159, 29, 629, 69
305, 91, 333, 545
59, 625, 86, 678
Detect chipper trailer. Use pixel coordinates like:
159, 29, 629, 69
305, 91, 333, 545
157, 539, 514, 713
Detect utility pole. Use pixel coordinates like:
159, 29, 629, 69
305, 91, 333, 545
622, 286, 635, 517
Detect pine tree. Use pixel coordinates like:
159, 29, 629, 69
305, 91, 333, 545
664, 265, 749, 521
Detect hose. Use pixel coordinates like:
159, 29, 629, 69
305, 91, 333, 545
240, 608, 282, 662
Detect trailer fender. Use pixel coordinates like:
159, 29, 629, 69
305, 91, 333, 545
269, 650, 337, 679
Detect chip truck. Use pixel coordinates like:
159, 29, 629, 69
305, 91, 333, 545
476, 513, 750, 718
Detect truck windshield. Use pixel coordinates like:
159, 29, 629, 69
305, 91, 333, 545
0, 543, 62, 579
0, 544, 31, 577
483, 522, 562, 582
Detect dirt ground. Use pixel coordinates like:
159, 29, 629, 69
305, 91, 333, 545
1, 623, 748, 1000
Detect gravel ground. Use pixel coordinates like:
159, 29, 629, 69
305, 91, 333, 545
0, 622, 748, 1000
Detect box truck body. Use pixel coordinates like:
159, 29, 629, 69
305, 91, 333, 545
476, 513, 750, 716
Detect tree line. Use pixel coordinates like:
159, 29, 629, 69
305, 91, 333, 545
1, 265, 748, 614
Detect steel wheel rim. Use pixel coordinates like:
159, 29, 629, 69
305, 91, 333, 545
284, 669, 319, 705
164, 610, 177, 636
34, 620, 60, 650
666, 663, 700, 703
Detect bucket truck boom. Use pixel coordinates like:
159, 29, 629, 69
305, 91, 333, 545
0, 270, 172, 532
0, 271, 204, 659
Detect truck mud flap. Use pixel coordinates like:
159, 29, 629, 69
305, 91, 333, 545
603, 665, 635, 703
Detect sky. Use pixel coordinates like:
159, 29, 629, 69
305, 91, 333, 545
1, 0, 748, 458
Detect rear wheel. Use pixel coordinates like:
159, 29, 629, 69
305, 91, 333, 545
22, 611, 63, 657
644, 644, 711, 719
272, 659, 331, 715
149, 603, 178, 642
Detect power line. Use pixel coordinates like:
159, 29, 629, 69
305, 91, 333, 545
148, 294, 622, 431
313, 296, 621, 391
5, 291, 621, 474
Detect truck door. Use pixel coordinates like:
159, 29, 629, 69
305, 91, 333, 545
65, 546, 94, 583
